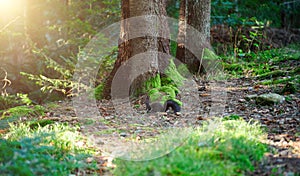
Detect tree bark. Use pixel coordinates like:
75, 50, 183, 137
103, 0, 170, 99
176, 0, 211, 74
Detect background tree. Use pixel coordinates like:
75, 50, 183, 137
176, 0, 211, 74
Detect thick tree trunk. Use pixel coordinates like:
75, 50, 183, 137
102, 0, 130, 99
176, 0, 211, 74
103, 0, 170, 99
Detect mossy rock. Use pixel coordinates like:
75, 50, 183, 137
256, 93, 285, 105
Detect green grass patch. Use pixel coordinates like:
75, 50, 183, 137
0, 105, 47, 130
260, 75, 300, 85
222, 44, 300, 79
113, 118, 268, 176
0, 123, 97, 175
1, 105, 46, 119
256, 70, 287, 80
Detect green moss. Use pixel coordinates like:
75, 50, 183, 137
164, 59, 186, 87
159, 86, 176, 98
143, 59, 186, 106
145, 74, 161, 91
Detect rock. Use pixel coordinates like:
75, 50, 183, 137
256, 93, 285, 105
135, 130, 143, 134
104, 116, 114, 120
238, 98, 246, 103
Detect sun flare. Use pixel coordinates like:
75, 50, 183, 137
0, 0, 23, 18
0, 0, 14, 8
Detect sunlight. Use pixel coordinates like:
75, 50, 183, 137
0, 0, 23, 16
0, 0, 14, 9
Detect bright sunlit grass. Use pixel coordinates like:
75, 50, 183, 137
113, 118, 268, 175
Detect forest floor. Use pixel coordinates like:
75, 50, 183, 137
223, 78, 300, 175
46, 71, 299, 175
1, 48, 298, 175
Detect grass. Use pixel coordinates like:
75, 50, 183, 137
113, 118, 268, 176
1, 105, 46, 119
0, 123, 98, 175
223, 44, 300, 79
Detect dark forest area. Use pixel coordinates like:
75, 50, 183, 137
0, 0, 299, 175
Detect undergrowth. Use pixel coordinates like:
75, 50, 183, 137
0, 123, 98, 175
113, 118, 268, 176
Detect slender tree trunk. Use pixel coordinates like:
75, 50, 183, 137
176, 0, 211, 74
103, 0, 170, 99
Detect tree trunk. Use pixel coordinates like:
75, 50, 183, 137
103, 0, 170, 99
176, 0, 211, 74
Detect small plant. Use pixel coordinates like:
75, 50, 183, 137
20, 47, 76, 97
223, 114, 242, 121
0, 93, 34, 111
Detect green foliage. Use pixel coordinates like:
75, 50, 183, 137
94, 47, 118, 100
17, 93, 32, 105
113, 119, 268, 175
223, 44, 300, 81
166, 0, 180, 19
28, 119, 55, 129
0, 95, 22, 111
223, 114, 242, 121
211, 0, 282, 27
20, 48, 76, 97
1, 0, 120, 100
143, 59, 185, 105
0, 123, 97, 175
260, 75, 300, 86
164, 59, 186, 87
1, 105, 46, 119
145, 74, 162, 91
0, 94, 33, 110
94, 83, 105, 100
